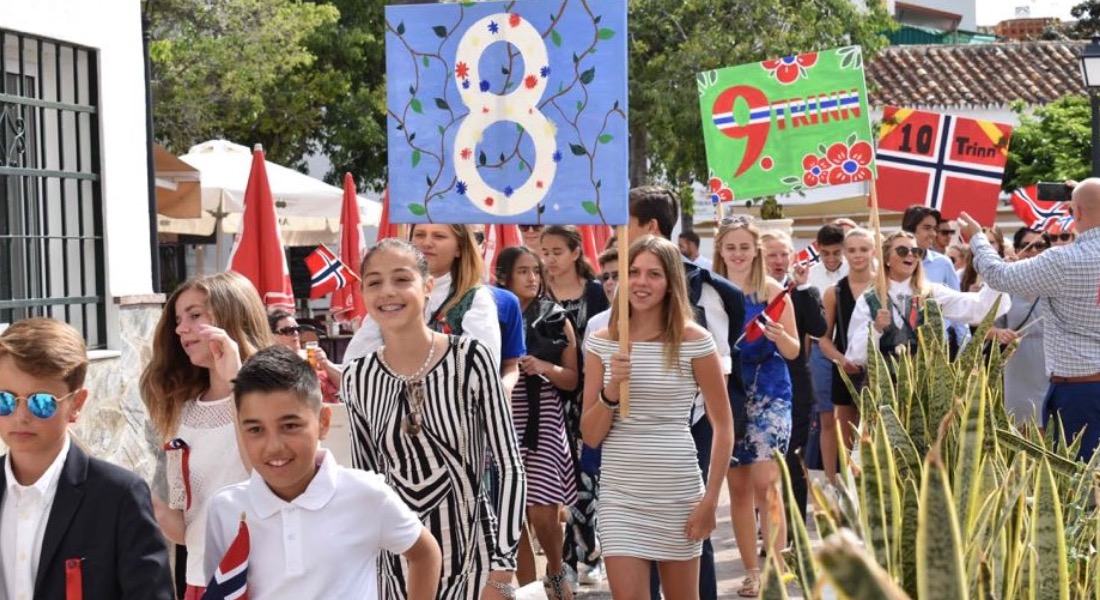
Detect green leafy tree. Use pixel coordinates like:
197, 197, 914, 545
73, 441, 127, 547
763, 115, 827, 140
628, 0, 893, 224
1003, 95, 1093, 190
149, 0, 341, 168
1072, 0, 1100, 38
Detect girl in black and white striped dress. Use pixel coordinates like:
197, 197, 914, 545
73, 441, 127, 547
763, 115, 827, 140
343, 239, 527, 600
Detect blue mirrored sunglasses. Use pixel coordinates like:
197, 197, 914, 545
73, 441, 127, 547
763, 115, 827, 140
0, 390, 77, 419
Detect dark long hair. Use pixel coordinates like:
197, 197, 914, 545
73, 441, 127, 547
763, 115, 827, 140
495, 245, 553, 301
541, 225, 596, 281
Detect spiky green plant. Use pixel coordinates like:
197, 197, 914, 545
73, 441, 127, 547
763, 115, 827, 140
775, 300, 1100, 599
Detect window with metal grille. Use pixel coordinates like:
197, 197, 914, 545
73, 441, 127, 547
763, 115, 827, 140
0, 30, 106, 349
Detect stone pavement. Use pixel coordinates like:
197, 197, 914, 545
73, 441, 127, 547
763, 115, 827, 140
521, 482, 812, 600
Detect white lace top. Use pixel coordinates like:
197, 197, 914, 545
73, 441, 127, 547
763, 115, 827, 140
170, 396, 250, 586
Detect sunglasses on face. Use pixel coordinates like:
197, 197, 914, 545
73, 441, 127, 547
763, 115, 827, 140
1022, 240, 1050, 252
0, 390, 77, 419
599, 271, 619, 282
519, 225, 543, 232
938, 229, 956, 236
1051, 232, 1076, 242
892, 246, 927, 259
273, 326, 301, 336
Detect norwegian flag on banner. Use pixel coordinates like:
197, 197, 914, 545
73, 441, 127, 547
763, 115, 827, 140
1010, 185, 1071, 230
202, 518, 249, 600
305, 244, 359, 299
793, 241, 821, 267
874, 107, 1012, 225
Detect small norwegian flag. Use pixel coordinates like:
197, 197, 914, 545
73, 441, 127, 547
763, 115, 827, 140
793, 242, 821, 267
1046, 212, 1076, 235
739, 288, 790, 345
1011, 185, 1070, 231
202, 517, 249, 600
304, 244, 359, 299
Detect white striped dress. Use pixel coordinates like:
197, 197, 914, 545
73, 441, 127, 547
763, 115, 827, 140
342, 336, 527, 599
586, 334, 716, 561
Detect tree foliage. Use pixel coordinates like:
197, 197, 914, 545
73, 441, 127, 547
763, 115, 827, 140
628, 0, 894, 213
1003, 95, 1093, 190
1071, 0, 1100, 39
148, 0, 341, 168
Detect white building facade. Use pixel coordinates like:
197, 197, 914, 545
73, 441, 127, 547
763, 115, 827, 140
1, 0, 163, 480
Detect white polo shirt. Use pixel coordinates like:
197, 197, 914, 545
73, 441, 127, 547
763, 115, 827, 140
204, 450, 422, 599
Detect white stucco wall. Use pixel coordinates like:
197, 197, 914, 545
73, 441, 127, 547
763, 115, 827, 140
2, 0, 154, 299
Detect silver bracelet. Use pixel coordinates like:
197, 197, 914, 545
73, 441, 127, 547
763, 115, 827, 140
486, 580, 517, 599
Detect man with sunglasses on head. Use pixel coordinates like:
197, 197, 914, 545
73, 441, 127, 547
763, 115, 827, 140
901, 205, 967, 358
960, 178, 1100, 461
0, 318, 174, 599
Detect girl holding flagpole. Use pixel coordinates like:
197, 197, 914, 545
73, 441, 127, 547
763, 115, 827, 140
712, 217, 799, 596
844, 231, 1010, 368
139, 272, 271, 599
343, 238, 526, 600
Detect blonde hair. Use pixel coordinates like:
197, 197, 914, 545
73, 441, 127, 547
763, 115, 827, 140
759, 229, 793, 249
0, 318, 88, 391
410, 224, 485, 316
608, 236, 694, 369
844, 227, 875, 245
882, 231, 928, 297
140, 272, 272, 440
713, 221, 766, 300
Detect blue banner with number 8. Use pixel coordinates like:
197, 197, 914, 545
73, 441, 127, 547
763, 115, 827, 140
385, 0, 628, 225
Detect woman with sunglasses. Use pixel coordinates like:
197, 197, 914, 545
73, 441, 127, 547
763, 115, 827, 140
845, 231, 1009, 368
540, 224, 609, 587
343, 238, 526, 600
343, 224, 501, 366
139, 272, 271, 599
520, 224, 545, 254
712, 217, 799, 596
991, 227, 1050, 425
268, 309, 340, 403
495, 245, 579, 599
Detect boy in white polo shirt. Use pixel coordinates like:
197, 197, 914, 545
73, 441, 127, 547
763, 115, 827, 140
204, 346, 441, 599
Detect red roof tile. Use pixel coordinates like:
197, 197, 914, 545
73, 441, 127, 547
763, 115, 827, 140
867, 41, 1087, 108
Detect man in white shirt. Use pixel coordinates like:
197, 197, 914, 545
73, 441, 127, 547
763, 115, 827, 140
678, 230, 713, 270
806, 223, 848, 294
206, 347, 441, 599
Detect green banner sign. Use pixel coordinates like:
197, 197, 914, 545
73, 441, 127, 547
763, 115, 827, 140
698, 46, 875, 202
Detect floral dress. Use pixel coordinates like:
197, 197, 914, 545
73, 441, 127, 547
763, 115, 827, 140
733, 294, 793, 466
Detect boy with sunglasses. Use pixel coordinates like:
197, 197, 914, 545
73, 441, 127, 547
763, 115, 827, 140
0, 318, 173, 599
204, 346, 441, 599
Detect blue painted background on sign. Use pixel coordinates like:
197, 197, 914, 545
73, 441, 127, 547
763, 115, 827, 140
385, 0, 628, 225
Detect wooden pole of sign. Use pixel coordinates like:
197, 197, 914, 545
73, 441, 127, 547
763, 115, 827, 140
616, 226, 630, 417
868, 180, 888, 307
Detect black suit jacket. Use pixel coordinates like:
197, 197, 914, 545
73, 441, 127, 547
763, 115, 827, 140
0, 442, 174, 600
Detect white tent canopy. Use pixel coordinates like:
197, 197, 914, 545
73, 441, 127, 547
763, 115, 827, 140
157, 140, 382, 247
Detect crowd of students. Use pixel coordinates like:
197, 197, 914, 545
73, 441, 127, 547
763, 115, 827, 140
4, 182, 1090, 600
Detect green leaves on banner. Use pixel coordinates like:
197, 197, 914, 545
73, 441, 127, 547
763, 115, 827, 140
582, 201, 599, 215
411, 98, 423, 114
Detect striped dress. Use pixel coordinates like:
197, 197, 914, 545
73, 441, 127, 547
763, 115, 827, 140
586, 334, 717, 561
511, 379, 578, 506
342, 336, 527, 600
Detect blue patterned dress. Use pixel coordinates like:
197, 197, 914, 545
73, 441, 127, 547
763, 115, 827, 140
733, 294, 793, 466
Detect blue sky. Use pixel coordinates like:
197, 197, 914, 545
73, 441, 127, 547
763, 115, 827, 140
976, 0, 1077, 26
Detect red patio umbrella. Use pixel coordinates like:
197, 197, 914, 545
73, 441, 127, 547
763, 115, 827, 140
330, 173, 367, 323
579, 225, 602, 274
228, 144, 295, 310
483, 223, 522, 283
375, 187, 402, 242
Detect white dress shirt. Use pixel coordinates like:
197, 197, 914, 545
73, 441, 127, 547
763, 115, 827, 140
844, 278, 1009, 366
691, 255, 713, 270
1, 436, 71, 600
807, 261, 848, 295
343, 272, 501, 365
204, 450, 423, 600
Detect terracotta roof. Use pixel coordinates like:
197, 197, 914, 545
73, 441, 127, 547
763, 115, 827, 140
867, 41, 1087, 108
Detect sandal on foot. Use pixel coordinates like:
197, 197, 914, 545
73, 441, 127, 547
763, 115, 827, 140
738, 570, 761, 598
544, 567, 572, 600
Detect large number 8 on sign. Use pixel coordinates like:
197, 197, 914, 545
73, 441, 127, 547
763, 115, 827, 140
453, 14, 557, 217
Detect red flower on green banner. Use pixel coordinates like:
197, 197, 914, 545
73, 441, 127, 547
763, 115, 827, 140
825, 140, 873, 184
708, 177, 734, 205
761, 53, 818, 85
801, 154, 832, 188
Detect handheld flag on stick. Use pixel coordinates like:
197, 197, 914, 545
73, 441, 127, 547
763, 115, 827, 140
1011, 185, 1071, 231
739, 288, 791, 345
793, 241, 821, 267
202, 516, 249, 600
305, 244, 359, 299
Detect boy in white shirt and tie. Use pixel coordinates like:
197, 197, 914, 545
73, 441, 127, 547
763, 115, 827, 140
204, 346, 441, 599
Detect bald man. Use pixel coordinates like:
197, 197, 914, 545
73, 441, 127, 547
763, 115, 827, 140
959, 179, 1100, 461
